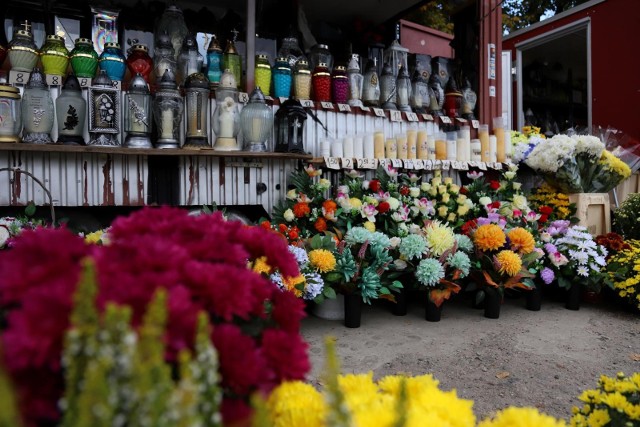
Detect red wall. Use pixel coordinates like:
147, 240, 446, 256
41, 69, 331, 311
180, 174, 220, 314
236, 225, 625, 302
503, 0, 640, 140
399, 19, 454, 58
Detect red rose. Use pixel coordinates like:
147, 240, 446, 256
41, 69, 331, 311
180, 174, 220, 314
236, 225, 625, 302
378, 201, 391, 214
489, 201, 501, 209
539, 214, 548, 223
314, 218, 327, 232
460, 187, 469, 195
369, 180, 381, 192
260, 220, 271, 230
489, 180, 500, 190
399, 186, 410, 196
539, 206, 553, 215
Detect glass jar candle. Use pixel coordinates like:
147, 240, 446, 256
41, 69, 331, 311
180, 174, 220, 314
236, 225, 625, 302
56, 74, 86, 145
272, 57, 292, 98
254, 54, 271, 96
410, 68, 428, 113
206, 36, 223, 88
126, 44, 153, 84
153, 69, 184, 149
395, 65, 412, 112
379, 62, 396, 110
347, 54, 363, 107
362, 59, 380, 107
88, 70, 120, 146
310, 44, 332, 72
8, 28, 38, 72
70, 38, 99, 78
155, 4, 188, 60
184, 72, 210, 147
177, 34, 204, 86
99, 42, 126, 82
293, 59, 311, 100
212, 69, 239, 151
222, 38, 241, 90
331, 65, 348, 104
240, 86, 274, 152
154, 31, 177, 82
312, 62, 331, 102
277, 36, 304, 69
21, 68, 54, 144
0, 84, 22, 143
124, 74, 152, 148
40, 35, 69, 76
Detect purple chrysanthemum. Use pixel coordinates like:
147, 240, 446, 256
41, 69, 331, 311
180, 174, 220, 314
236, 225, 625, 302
540, 267, 555, 284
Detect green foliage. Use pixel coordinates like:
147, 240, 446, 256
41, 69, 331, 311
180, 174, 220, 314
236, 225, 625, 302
402, 1, 455, 34
322, 337, 352, 427
613, 194, 640, 240
191, 313, 223, 427
503, 0, 591, 33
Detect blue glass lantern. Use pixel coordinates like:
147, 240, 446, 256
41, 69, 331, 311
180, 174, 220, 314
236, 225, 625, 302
98, 42, 126, 82
272, 57, 292, 98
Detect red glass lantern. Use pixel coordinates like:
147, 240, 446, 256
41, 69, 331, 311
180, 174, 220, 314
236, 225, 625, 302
312, 62, 331, 102
126, 44, 153, 84
444, 78, 462, 120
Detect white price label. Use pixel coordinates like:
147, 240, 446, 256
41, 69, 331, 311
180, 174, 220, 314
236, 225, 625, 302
403, 159, 414, 169
434, 160, 443, 169
111, 80, 122, 90
468, 161, 477, 168
390, 110, 403, 122
9, 70, 30, 85
356, 158, 377, 169
337, 103, 351, 112
451, 161, 461, 170
442, 160, 451, 170
373, 108, 386, 117
278, 97, 288, 104
422, 113, 434, 121
405, 112, 419, 122
239, 92, 250, 103
359, 106, 370, 112
78, 77, 92, 88
45, 74, 63, 86
439, 116, 452, 124
300, 99, 314, 108
391, 158, 403, 168
494, 162, 503, 170
413, 159, 424, 170
424, 160, 433, 170
471, 120, 480, 129
378, 158, 388, 169
321, 101, 334, 110
478, 162, 488, 171
341, 157, 354, 169
456, 117, 467, 124
324, 157, 341, 170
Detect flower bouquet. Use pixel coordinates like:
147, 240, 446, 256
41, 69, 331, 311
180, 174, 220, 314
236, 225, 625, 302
410, 174, 473, 229
510, 125, 546, 164
613, 193, 640, 240
524, 134, 631, 193
527, 183, 577, 222
604, 238, 640, 312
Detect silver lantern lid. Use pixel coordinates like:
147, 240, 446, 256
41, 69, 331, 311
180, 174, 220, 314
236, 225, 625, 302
184, 72, 209, 90
247, 86, 266, 104
128, 73, 150, 94
158, 68, 178, 90
25, 68, 47, 89
93, 69, 114, 88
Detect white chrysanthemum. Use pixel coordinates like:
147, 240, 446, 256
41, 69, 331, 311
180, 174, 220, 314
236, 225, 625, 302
576, 265, 589, 276
572, 134, 605, 157
288, 245, 309, 267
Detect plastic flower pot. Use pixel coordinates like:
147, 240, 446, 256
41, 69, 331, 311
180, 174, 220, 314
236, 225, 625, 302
344, 293, 362, 328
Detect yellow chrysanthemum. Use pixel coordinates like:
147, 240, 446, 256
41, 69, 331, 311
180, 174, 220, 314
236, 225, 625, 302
350, 197, 363, 209
473, 224, 506, 252
424, 221, 456, 256
363, 221, 376, 232
252, 256, 272, 274
308, 249, 337, 273
479, 407, 567, 427
586, 409, 611, 427
496, 250, 522, 277
282, 275, 305, 297
84, 229, 107, 245
267, 381, 326, 427
508, 227, 536, 254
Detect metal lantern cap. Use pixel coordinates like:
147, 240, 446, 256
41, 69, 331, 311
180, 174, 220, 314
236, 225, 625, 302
257, 53, 268, 60
219, 69, 236, 89
158, 69, 178, 89
318, 62, 328, 68
105, 42, 120, 49
25, 68, 47, 89
15, 29, 31, 37
207, 36, 222, 52
248, 86, 267, 103
317, 44, 329, 50
298, 59, 308, 66
128, 73, 149, 94
46, 34, 64, 42
62, 74, 82, 92
165, 4, 183, 13
334, 65, 346, 71
93, 69, 114, 87
181, 35, 197, 50
225, 40, 238, 55
75, 38, 92, 45
381, 62, 394, 76
276, 56, 288, 63
132, 44, 148, 52
184, 72, 209, 89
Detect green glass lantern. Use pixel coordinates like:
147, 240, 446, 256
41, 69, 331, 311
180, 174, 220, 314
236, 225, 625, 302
40, 35, 69, 76
70, 38, 99, 78
222, 30, 241, 89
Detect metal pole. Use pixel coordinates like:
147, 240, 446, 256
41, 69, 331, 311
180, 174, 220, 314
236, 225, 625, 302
246, 0, 256, 92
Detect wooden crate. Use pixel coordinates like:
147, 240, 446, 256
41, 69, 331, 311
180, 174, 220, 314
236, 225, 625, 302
569, 193, 611, 236
610, 173, 640, 207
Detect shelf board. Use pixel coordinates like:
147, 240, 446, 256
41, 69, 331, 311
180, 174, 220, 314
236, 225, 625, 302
0, 143, 313, 160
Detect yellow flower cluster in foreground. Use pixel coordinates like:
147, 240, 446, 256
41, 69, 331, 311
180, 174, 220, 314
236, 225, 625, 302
480, 407, 567, 427
607, 240, 640, 311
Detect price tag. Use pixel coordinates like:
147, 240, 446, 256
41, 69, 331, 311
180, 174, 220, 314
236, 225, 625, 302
341, 157, 354, 169
391, 158, 403, 168
239, 92, 250, 103
439, 116, 452, 124
324, 156, 341, 170
424, 160, 433, 170
405, 112, 419, 122
434, 160, 443, 169
321, 101, 334, 110
337, 103, 351, 113
278, 97, 288, 104
471, 120, 480, 129
111, 80, 122, 90
300, 99, 314, 108
373, 108, 386, 117
451, 161, 461, 170
478, 162, 488, 171
460, 162, 469, 170
468, 161, 478, 168
456, 117, 468, 124
356, 158, 377, 169
494, 162, 503, 170
45, 74, 63, 86
378, 158, 388, 169
413, 159, 424, 170
442, 160, 451, 170
390, 110, 403, 122
422, 113, 434, 121
359, 106, 371, 112
403, 159, 414, 169
9, 70, 30, 85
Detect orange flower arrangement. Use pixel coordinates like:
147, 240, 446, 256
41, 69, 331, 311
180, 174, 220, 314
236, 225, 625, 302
293, 202, 311, 218
314, 217, 327, 232
496, 250, 522, 277
508, 227, 536, 254
322, 200, 337, 214
473, 224, 506, 252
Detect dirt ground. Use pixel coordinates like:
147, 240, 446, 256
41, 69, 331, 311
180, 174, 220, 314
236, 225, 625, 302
301, 293, 640, 421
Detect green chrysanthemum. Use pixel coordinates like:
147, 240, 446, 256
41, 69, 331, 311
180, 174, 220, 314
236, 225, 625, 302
359, 267, 382, 304
369, 231, 391, 249
344, 227, 371, 245
447, 252, 471, 277
399, 234, 427, 261
416, 258, 445, 287
455, 234, 474, 253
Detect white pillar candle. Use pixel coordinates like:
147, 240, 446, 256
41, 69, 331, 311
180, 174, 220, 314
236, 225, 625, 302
470, 139, 482, 161
343, 136, 354, 158
489, 135, 497, 162
504, 130, 512, 162
354, 135, 365, 158
219, 110, 234, 138
447, 137, 457, 161
331, 140, 344, 157
364, 133, 375, 158
160, 109, 174, 139
460, 126, 471, 161
456, 138, 467, 161
320, 139, 331, 156
427, 135, 436, 160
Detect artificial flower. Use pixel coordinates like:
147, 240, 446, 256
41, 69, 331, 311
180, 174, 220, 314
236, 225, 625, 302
473, 224, 506, 252
308, 249, 337, 273
424, 221, 456, 256
508, 228, 536, 254
416, 258, 445, 287
283, 209, 295, 222
496, 250, 522, 277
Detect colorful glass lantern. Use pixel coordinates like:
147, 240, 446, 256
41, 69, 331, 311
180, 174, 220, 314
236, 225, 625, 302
155, 4, 188, 61
212, 70, 240, 151
56, 74, 86, 145
99, 42, 126, 82
310, 44, 333, 73
206, 35, 223, 88
347, 54, 363, 107
410, 68, 428, 113
379, 62, 397, 110
395, 66, 412, 112
124, 74, 152, 148
154, 32, 176, 82
272, 57, 292, 98
312, 62, 331, 102
126, 44, 153, 84
331, 65, 348, 104
153, 69, 184, 149
428, 73, 444, 117
70, 38, 99, 78
177, 34, 204, 86
461, 78, 477, 121
254, 54, 272, 96
383, 39, 408, 78
240, 87, 273, 152
40, 35, 69, 76
293, 59, 311, 100
362, 59, 380, 107
8, 23, 38, 73
274, 99, 306, 153
277, 35, 304, 69
21, 68, 54, 144
444, 77, 462, 120
0, 84, 22, 143
183, 72, 210, 147
222, 31, 242, 89
88, 70, 120, 146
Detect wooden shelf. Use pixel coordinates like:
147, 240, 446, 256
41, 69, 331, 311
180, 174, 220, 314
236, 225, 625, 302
0, 143, 313, 160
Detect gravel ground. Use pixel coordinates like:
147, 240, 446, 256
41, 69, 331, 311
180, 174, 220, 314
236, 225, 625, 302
301, 292, 640, 421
